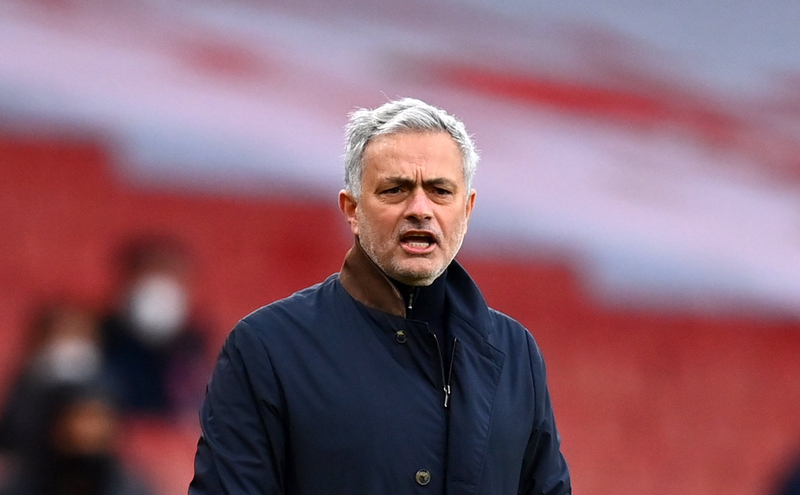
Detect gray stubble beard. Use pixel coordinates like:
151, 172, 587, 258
355, 207, 468, 287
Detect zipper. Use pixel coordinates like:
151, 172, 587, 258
431, 334, 458, 408
406, 287, 418, 310
444, 338, 458, 408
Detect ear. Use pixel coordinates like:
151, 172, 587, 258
338, 189, 360, 235
464, 189, 476, 223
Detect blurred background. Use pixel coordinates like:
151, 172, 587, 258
1, 0, 800, 493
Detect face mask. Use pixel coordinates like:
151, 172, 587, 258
36, 337, 103, 384
127, 273, 189, 346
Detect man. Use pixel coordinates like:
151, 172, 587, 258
190, 98, 571, 494
101, 235, 209, 415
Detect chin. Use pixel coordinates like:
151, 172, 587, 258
392, 264, 444, 286
401, 276, 436, 287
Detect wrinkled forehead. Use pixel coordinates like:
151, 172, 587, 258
362, 131, 464, 179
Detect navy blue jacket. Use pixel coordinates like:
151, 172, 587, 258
190, 242, 571, 494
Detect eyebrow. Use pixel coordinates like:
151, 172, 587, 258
379, 176, 459, 190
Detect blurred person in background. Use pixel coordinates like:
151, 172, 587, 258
0, 384, 152, 495
101, 235, 210, 417
190, 98, 570, 494
0, 301, 110, 468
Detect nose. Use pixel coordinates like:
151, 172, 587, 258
405, 188, 433, 221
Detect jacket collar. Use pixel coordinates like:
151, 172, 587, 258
339, 237, 407, 318
339, 237, 493, 338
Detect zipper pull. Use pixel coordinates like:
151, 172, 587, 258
407, 289, 416, 310
443, 384, 451, 408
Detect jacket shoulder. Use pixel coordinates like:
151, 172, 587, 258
240, 274, 341, 331
486, 307, 548, 376
486, 307, 536, 344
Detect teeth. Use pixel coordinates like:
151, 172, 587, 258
403, 237, 432, 248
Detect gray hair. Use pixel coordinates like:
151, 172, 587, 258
343, 97, 479, 198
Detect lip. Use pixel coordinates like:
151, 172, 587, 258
399, 230, 438, 255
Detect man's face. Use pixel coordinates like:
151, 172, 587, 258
339, 131, 476, 286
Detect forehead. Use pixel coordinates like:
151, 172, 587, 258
362, 132, 462, 179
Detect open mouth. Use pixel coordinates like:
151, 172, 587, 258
400, 232, 437, 252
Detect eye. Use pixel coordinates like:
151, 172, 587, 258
433, 187, 453, 196
382, 186, 402, 195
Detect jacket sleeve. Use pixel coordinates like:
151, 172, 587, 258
518, 333, 572, 495
189, 319, 287, 495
